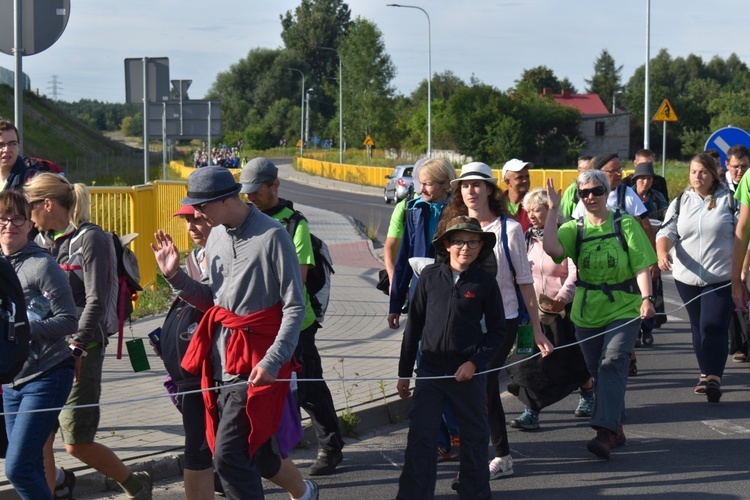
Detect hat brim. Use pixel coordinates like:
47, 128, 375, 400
450, 174, 498, 188
239, 181, 263, 195
173, 205, 195, 217
180, 184, 241, 206
433, 225, 497, 249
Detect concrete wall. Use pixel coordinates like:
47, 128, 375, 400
580, 112, 630, 159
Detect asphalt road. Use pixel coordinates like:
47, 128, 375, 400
279, 177, 392, 247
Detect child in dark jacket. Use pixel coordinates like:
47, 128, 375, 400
396, 216, 506, 500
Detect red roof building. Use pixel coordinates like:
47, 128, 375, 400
543, 88, 609, 115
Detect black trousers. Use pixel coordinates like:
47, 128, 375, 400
296, 323, 344, 452
487, 318, 517, 458
397, 372, 491, 500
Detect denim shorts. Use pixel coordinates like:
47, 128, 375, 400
58, 344, 104, 444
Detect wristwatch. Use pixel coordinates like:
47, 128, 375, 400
69, 344, 88, 358
642, 295, 656, 304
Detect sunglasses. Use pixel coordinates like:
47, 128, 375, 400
578, 186, 607, 199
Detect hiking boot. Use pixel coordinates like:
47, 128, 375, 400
309, 449, 343, 476
574, 394, 594, 417
641, 330, 654, 346
510, 408, 540, 430
127, 471, 153, 500
54, 468, 76, 499
489, 455, 514, 479
586, 426, 626, 460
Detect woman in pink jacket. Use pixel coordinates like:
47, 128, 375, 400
508, 188, 593, 431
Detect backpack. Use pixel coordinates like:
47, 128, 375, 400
0, 257, 30, 384
69, 225, 142, 358
281, 210, 334, 323
23, 157, 65, 176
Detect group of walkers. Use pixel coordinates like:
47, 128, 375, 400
0, 119, 153, 499
1, 114, 341, 499
387, 146, 750, 499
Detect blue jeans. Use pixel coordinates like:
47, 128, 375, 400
3, 360, 74, 499
675, 280, 733, 378
575, 318, 639, 433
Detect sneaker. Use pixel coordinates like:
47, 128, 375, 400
436, 446, 452, 462
54, 468, 76, 499
628, 358, 638, 377
127, 471, 153, 500
510, 408, 540, 430
694, 377, 707, 395
732, 352, 748, 363
574, 394, 594, 417
489, 455, 514, 479
451, 472, 460, 492
586, 427, 625, 460
309, 449, 343, 476
706, 379, 722, 403
305, 480, 319, 500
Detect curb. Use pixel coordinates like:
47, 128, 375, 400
22, 396, 413, 498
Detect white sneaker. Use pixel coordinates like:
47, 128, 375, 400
304, 479, 319, 500
489, 455, 514, 479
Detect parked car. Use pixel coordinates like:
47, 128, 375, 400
384, 165, 414, 204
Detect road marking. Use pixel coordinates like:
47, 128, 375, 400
380, 451, 401, 469
701, 419, 750, 435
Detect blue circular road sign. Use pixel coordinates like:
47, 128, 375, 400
704, 126, 750, 168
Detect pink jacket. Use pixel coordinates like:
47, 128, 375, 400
527, 235, 577, 304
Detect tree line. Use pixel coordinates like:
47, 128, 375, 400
57, 0, 750, 165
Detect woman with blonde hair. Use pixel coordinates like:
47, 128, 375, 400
25, 173, 152, 499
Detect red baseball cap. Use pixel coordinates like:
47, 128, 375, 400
173, 205, 195, 217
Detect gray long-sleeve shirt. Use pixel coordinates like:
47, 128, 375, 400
167, 205, 305, 380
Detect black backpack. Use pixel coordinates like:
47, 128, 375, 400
281, 210, 334, 323
0, 257, 30, 384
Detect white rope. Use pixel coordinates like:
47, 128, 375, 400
0, 282, 730, 416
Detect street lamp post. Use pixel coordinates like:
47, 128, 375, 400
387, 3, 431, 157
318, 46, 343, 164
644, 0, 651, 149
287, 67, 305, 158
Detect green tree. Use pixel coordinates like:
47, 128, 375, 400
280, 0, 352, 104
516, 66, 562, 94
410, 70, 467, 103
585, 49, 623, 107
338, 17, 396, 148
559, 77, 578, 94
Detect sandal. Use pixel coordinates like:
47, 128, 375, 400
706, 380, 722, 403
694, 377, 707, 395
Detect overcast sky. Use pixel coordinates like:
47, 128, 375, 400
1, 0, 747, 104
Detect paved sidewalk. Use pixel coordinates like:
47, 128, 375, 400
0, 162, 406, 498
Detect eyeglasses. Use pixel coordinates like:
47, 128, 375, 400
450, 239, 482, 249
191, 200, 213, 213
0, 141, 19, 150
578, 186, 607, 198
0, 216, 28, 227
601, 167, 623, 175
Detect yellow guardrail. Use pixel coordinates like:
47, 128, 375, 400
88, 180, 190, 290
294, 158, 632, 191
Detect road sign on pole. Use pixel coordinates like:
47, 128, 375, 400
653, 99, 678, 176
363, 134, 375, 147
652, 98, 678, 122
705, 126, 750, 168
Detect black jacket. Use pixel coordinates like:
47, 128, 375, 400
3, 156, 35, 191
398, 259, 506, 378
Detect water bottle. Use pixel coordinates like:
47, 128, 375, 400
27, 291, 52, 322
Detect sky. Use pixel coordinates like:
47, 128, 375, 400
1, 0, 748, 105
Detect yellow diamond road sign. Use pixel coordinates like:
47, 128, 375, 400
653, 98, 678, 122
363, 134, 375, 147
